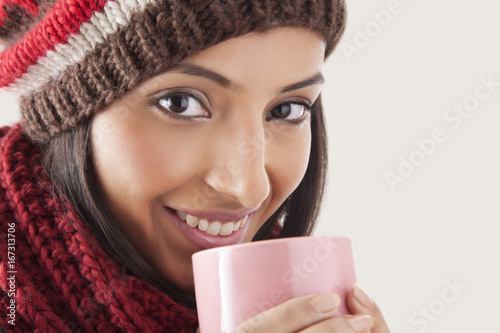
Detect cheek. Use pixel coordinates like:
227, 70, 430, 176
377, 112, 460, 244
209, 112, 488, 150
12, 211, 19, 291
266, 124, 312, 202
90, 109, 190, 221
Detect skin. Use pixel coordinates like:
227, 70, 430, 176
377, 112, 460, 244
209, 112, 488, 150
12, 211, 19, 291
91, 27, 390, 332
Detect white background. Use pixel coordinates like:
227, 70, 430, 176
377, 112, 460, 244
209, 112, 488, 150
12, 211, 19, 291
1, 0, 499, 331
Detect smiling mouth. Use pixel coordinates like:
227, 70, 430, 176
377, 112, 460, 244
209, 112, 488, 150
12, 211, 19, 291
175, 210, 249, 236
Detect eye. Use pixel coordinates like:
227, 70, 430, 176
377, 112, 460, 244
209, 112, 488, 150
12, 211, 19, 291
267, 102, 311, 122
156, 92, 208, 118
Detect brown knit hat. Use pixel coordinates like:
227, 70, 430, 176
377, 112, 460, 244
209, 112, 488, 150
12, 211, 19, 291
0, 0, 346, 143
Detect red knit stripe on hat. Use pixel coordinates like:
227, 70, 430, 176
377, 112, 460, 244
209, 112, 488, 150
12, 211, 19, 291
0, 0, 39, 24
0, 0, 110, 87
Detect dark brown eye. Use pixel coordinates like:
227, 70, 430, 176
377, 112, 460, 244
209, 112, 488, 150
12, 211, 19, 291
157, 93, 207, 117
271, 103, 292, 118
268, 102, 308, 121
161, 94, 190, 113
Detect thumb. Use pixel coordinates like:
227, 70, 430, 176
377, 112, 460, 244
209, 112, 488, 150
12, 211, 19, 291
347, 284, 391, 333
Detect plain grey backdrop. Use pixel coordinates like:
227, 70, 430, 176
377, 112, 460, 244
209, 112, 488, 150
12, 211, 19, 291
1, 0, 499, 331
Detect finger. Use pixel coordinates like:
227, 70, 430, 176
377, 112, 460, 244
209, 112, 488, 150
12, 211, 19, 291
347, 285, 391, 333
196, 328, 200, 333
235, 293, 340, 333
298, 314, 374, 333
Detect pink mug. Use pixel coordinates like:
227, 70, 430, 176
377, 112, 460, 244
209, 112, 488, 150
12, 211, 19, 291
192, 236, 357, 332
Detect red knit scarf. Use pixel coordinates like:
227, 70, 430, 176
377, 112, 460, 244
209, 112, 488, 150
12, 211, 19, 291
0, 125, 198, 332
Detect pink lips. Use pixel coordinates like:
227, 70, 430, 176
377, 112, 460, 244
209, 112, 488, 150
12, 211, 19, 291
163, 207, 254, 249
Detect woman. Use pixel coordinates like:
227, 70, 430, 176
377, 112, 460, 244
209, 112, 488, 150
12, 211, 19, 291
0, 0, 389, 331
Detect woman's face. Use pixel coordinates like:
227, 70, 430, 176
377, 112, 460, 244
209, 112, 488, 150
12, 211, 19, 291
91, 27, 325, 291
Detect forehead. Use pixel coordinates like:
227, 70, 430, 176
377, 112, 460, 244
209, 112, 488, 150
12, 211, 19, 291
181, 27, 326, 91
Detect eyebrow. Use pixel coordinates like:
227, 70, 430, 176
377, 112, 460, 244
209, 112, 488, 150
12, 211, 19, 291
169, 63, 324, 94
280, 72, 325, 93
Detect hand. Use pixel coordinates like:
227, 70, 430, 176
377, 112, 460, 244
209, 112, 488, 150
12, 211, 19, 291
233, 285, 390, 333
347, 285, 390, 333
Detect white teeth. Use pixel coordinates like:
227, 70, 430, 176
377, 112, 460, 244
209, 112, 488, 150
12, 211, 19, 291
186, 214, 199, 227
220, 222, 235, 235
197, 219, 209, 231
240, 215, 249, 226
176, 210, 187, 221
206, 221, 222, 235
177, 210, 249, 236
232, 221, 241, 231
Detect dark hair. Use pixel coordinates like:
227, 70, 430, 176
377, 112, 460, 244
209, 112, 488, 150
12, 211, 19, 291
41, 95, 328, 308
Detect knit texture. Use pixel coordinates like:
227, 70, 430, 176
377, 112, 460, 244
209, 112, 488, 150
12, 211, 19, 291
0, 125, 198, 332
0, 0, 346, 143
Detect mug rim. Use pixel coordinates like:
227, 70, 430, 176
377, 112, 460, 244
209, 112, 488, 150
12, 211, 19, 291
192, 235, 352, 259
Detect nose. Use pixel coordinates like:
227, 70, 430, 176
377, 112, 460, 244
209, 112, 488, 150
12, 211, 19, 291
202, 117, 270, 209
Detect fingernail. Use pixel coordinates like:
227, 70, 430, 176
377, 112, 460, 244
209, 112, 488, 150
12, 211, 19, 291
309, 294, 341, 313
347, 315, 374, 332
353, 284, 374, 309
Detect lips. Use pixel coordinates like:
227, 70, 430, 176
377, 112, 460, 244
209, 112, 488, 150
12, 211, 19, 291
163, 206, 254, 249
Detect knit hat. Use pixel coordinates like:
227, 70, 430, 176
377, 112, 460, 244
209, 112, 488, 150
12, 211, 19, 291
0, 0, 346, 144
